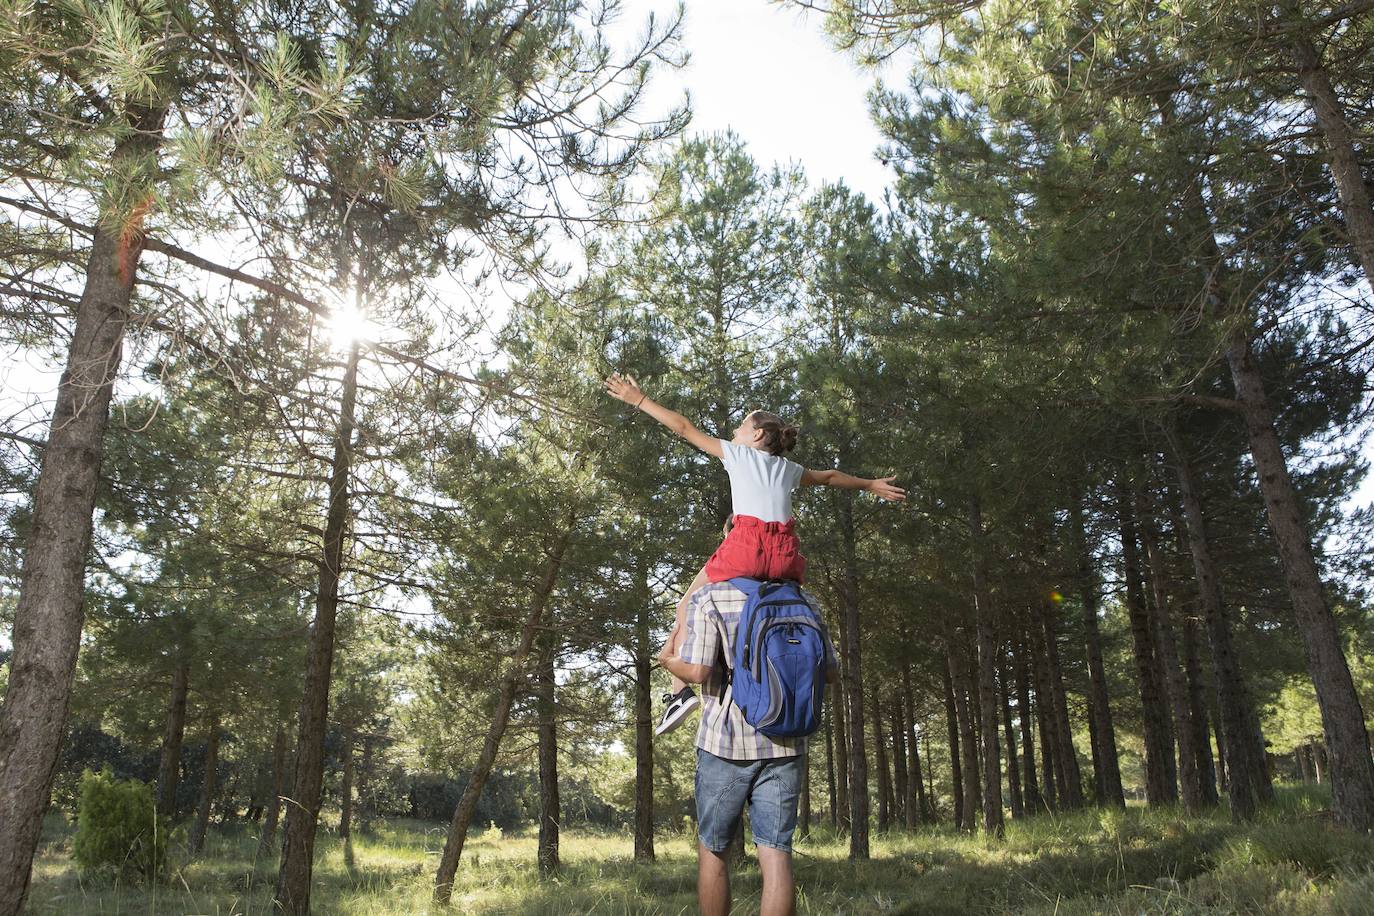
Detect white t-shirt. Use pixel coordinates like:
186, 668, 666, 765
718, 440, 805, 523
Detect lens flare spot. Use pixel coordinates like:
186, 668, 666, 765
1050, 591, 1064, 604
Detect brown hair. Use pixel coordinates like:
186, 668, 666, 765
747, 410, 800, 457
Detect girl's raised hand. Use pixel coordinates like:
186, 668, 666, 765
604, 372, 644, 405
869, 476, 907, 502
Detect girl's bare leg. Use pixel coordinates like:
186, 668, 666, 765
665, 565, 712, 692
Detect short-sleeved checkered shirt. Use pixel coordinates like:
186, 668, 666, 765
678, 580, 839, 761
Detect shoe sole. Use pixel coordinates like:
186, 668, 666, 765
655, 695, 701, 736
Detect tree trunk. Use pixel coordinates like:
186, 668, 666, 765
1072, 494, 1125, 808
633, 586, 655, 862
999, 655, 1024, 819
156, 662, 191, 818
969, 499, 1005, 836
1033, 626, 1060, 813
257, 723, 289, 864
190, 714, 222, 856
432, 519, 574, 904
274, 337, 362, 915
832, 676, 851, 831
1038, 596, 1084, 809
824, 703, 837, 830
1137, 491, 1206, 814
357, 737, 375, 835
1014, 638, 1041, 814
1285, 5, 1374, 289
837, 492, 870, 859
536, 633, 560, 875
942, 656, 965, 829
1167, 424, 1275, 822
950, 641, 981, 831
1117, 488, 1178, 807
873, 689, 892, 831
340, 733, 355, 869
1179, 600, 1221, 807
799, 754, 812, 840
903, 667, 931, 824
890, 700, 909, 828
0, 106, 166, 914
1225, 330, 1374, 831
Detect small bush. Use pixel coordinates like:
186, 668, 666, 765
72, 767, 167, 880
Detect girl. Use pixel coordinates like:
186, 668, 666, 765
604, 372, 906, 735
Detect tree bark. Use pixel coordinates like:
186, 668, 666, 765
340, 733, 355, 869
969, 499, 1005, 836
999, 655, 1024, 819
824, 703, 837, 830
903, 667, 931, 824
156, 662, 191, 818
1285, 4, 1374, 288
357, 737, 375, 835
1167, 424, 1275, 822
1014, 638, 1041, 814
1117, 488, 1178, 807
1136, 491, 1206, 814
890, 700, 909, 828
831, 676, 851, 831
432, 518, 573, 904
633, 582, 655, 862
1179, 599, 1221, 807
274, 337, 362, 916
1225, 330, 1374, 831
1037, 597, 1084, 809
190, 713, 222, 856
1033, 626, 1060, 813
942, 656, 965, 829
0, 105, 166, 915
536, 633, 560, 875
872, 689, 892, 831
256, 723, 289, 864
1072, 494, 1125, 808
836, 492, 870, 858
949, 640, 981, 831
799, 754, 812, 840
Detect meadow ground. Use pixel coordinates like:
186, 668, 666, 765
26, 784, 1374, 915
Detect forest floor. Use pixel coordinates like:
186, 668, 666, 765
26, 783, 1374, 915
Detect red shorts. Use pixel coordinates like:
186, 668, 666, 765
703, 515, 807, 584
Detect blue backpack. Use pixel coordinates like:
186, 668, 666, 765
728, 577, 829, 738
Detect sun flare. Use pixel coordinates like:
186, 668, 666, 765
326, 289, 381, 349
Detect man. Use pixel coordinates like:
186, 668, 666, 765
659, 578, 840, 916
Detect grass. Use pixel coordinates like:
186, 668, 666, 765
26, 784, 1374, 915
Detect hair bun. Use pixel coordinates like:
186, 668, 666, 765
780, 425, 799, 454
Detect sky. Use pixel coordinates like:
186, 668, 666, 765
617, 0, 905, 201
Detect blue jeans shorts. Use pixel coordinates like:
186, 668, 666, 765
695, 747, 803, 853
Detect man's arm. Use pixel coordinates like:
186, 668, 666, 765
801, 468, 905, 501
605, 373, 723, 458
660, 644, 713, 685
666, 586, 720, 685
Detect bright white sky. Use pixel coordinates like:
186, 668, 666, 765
620, 0, 903, 200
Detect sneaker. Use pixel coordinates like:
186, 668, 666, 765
655, 686, 700, 736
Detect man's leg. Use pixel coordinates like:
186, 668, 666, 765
747, 754, 803, 916
756, 845, 796, 916
664, 565, 711, 692
697, 843, 731, 916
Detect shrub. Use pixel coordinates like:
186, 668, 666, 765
72, 767, 168, 879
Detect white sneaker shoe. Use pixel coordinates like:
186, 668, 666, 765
655, 687, 700, 736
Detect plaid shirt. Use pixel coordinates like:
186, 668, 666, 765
679, 580, 839, 761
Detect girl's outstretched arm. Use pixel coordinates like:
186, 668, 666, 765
604, 373, 723, 458
802, 468, 906, 502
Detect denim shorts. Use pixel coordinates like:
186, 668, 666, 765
695, 747, 803, 853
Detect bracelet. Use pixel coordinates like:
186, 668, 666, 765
636, 393, 646, 408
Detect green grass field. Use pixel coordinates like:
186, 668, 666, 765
26, 784, 1374, 915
